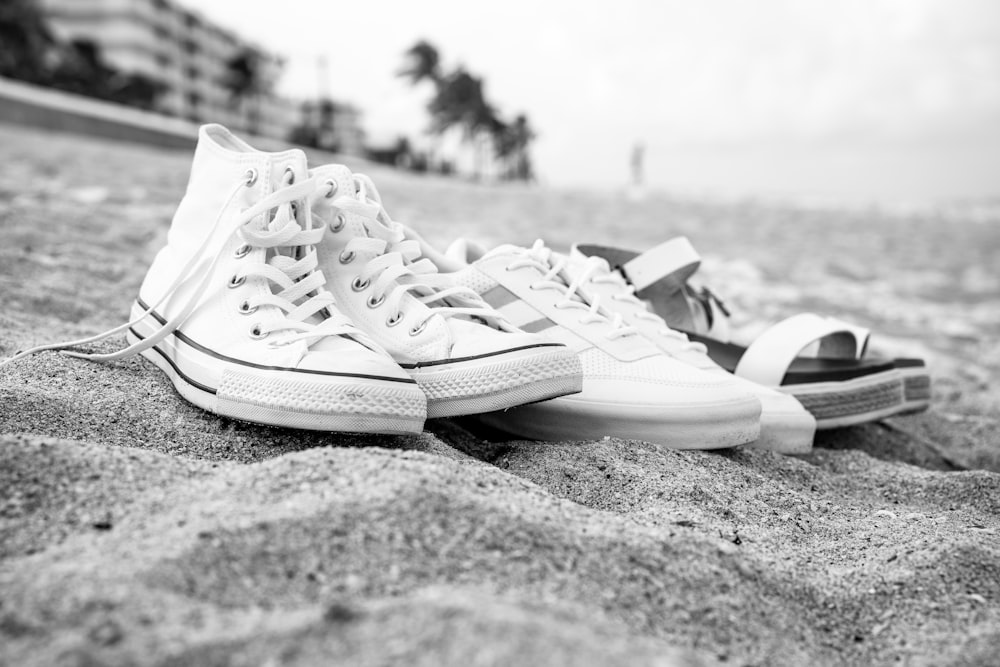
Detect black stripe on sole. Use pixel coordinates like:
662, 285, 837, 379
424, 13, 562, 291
133, 297, 416, 384
396, 343, 567, 370
128, 326, 218, 395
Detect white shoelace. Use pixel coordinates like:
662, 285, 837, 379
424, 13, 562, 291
586, 257, 707, 355
506, 240, 637, 341
1, 171, 363, 368
319, 173, 513, 334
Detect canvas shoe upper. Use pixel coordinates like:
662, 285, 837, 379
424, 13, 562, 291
563, 246, 816, 454
3, 125, 426, 434
420, 238, 763, 450
308, 165, 582, 418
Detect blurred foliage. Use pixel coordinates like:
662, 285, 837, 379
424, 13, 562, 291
398, 40, 442, 87
398, 39, 535, 182
0, 0, 165, 109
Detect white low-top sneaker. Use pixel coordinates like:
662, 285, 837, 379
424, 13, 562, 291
562, 246, 816, 454
421, 238, 763, 450
308, 166, 582, 419
2, 125, 427, 434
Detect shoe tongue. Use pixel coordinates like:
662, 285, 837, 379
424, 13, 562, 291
566, 247, 633, 302
482, 243, 568, 281
574, 243, 708, 335
262, 151, 310, 234
561, 247, 628, 310
567, 244, 591, 265
480, 243, 526, 261
570, 247, 717, 368
566, 245, 616, 279
488, 244, 596, 308
445, 238, 487, 265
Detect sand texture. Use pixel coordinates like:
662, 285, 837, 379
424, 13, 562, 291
1, 124, 999, 666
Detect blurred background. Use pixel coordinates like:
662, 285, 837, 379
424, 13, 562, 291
2, 0, 998, 207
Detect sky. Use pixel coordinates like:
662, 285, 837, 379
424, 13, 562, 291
189, 0, 1000, 205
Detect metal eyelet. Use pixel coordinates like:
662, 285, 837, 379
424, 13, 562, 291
386, 312, 403, 327
324, 179, 338, 198
339, 250, 355, 264
234, 243, 251, 259
367, 293, 385, 308
409, 321, 427, 337
227, 274, 246, 288
329, 213, 346, 233
244, 168, 258, 187
283, 166, 296, 184
249, 323, 268, 339
237, 300, 257, 315
351, 276, 369, 292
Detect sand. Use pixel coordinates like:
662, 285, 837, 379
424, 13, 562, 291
1, 123, 998, 666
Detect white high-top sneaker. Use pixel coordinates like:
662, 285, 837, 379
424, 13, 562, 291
308, 165, 583, 419
2, 125, 426, 434
422, 239, 763, 450
562, 246, 816, 454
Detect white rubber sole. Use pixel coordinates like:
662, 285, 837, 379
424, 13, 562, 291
407, 345, 583, 419
782, 369, 907, 430
475, 393, 761, 450
127, 317, 426, 434
749, 409, 817, 455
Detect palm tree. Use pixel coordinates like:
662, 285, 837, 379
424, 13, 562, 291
427, 68, 498, 178
402, 43, 503, 176
486, 114, 535, 182
399, 40, 446, 169
509, 114, 536, 181
469, 96, 499, 180
398, 40, 442, 86
490, 116, 515, 180
398, 40, 533, 181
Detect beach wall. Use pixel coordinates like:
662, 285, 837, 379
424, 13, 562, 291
0, 77, 290, 153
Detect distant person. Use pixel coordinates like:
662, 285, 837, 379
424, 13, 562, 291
628, 142, 646, 201
631, 142, 645, 188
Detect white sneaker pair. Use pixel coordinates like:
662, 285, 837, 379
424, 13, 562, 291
2, 124, 809, 452
1, 125, 582, 435
415, 237, 816, 454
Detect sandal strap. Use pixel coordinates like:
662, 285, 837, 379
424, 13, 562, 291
734, 313, 861, 385
621, 236, 701, 292
823, 316, 871, 359
700, 290, 732, 341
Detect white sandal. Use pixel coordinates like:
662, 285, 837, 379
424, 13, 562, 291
576, 237, 930, 429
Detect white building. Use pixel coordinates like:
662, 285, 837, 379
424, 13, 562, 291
38, 0, 301, 140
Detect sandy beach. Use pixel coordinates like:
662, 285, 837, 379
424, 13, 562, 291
1, 123, 999, 666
